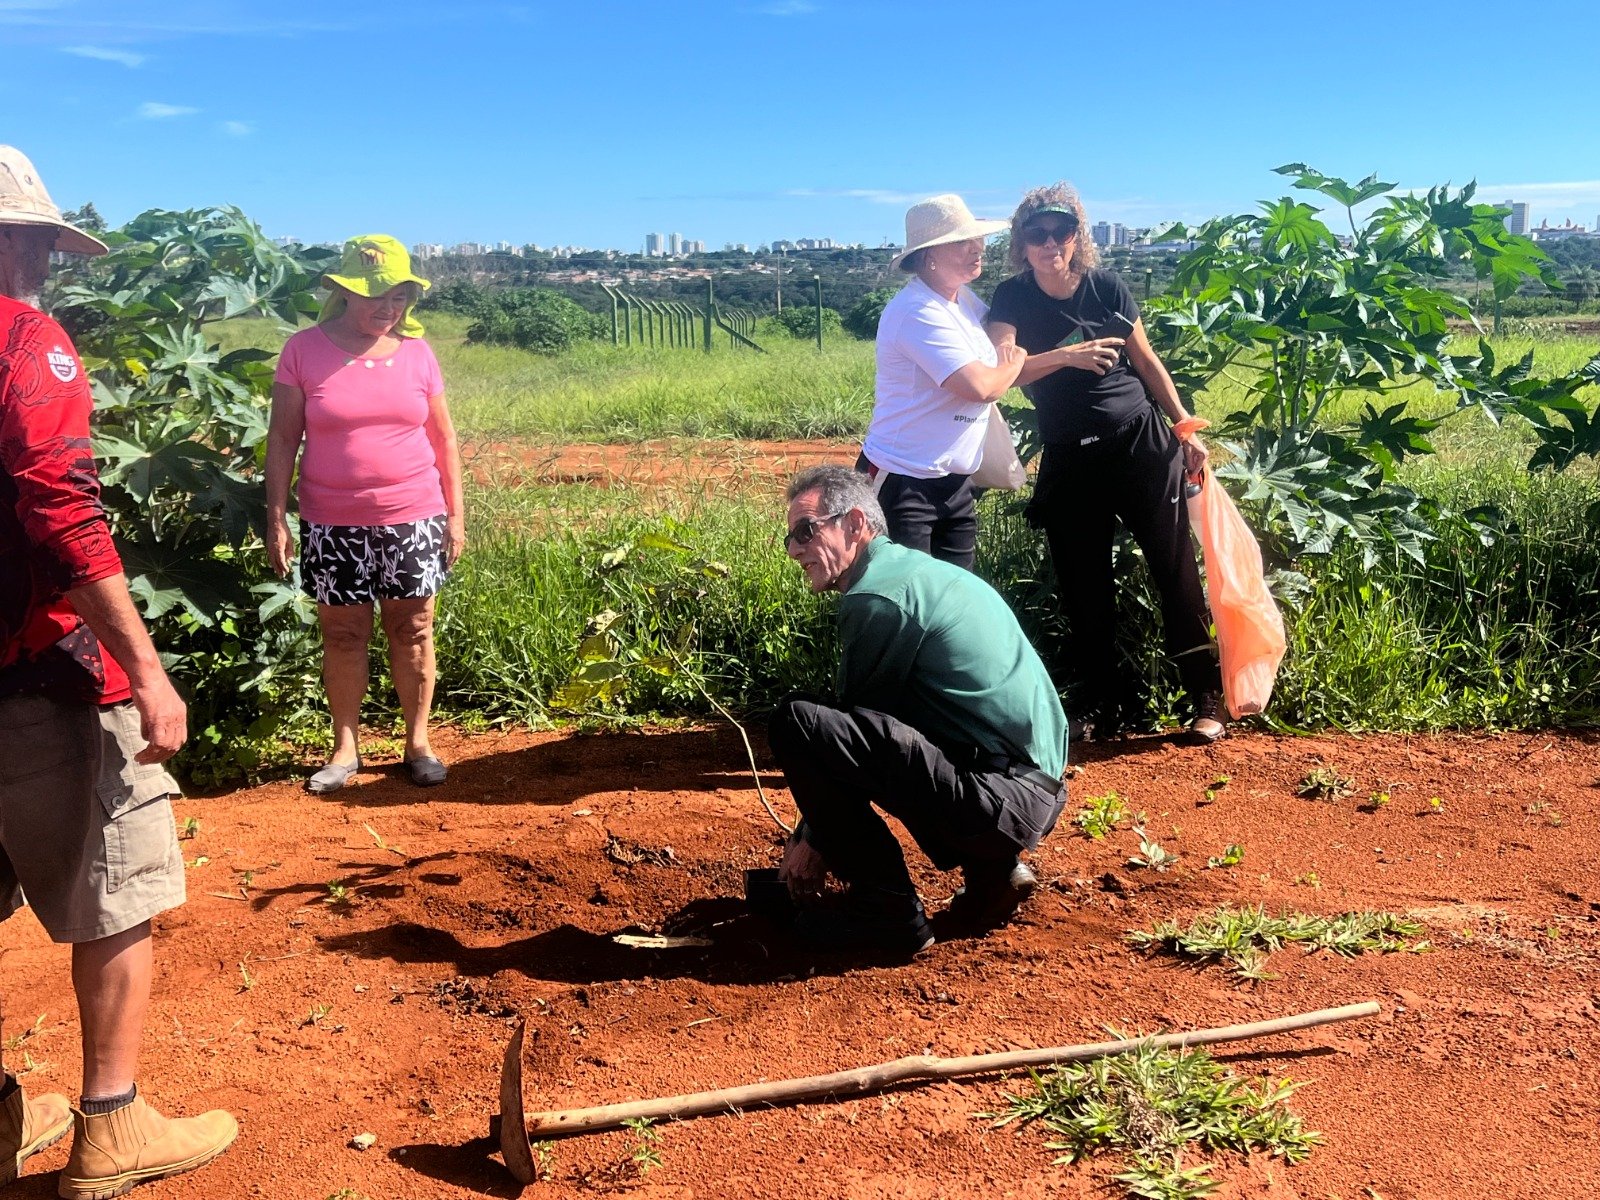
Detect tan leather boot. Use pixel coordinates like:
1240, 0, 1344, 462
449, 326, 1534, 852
0, 1083, 72, 1184
57, 1095, 236, 1200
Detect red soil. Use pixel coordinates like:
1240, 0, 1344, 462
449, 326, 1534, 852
4, 725, 1597, 1200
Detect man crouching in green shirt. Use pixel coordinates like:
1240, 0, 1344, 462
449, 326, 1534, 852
770, 465, 1068, 956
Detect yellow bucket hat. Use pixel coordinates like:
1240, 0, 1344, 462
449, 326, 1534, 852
319, 234, 431, 338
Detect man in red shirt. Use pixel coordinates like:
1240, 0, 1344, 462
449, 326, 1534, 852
0, 146, 235, 1195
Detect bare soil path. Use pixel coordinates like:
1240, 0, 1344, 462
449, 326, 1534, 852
4, 726, 1598, 1200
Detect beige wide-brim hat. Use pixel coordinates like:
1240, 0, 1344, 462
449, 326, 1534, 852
0, 145, 109, 257
889, 193, 1009, 271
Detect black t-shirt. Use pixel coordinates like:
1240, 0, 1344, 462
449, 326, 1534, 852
988, 268, 1152, 445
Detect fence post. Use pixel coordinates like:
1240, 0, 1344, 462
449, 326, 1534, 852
1144, 268, 1153, 301
604, 285, 619, 346
814, 275, 823, 350
704, 279, 714, 353
621, 293, 632, 347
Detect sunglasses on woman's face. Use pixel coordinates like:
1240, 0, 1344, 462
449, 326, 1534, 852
1021, 220, 1079, 247
784, 511, 844, 550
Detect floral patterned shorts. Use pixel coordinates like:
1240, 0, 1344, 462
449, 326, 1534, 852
300, 515, 450, 606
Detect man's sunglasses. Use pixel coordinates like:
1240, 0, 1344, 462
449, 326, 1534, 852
1021, 219, 1079, 247
784, 511, 844, 549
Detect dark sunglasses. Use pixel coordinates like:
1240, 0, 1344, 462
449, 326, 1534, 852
1021, 219, 1079, 246
784, 511, 844, 550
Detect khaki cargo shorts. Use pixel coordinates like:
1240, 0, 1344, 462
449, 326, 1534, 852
0, 694, 185, 943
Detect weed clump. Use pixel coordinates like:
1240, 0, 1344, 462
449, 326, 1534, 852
993, 1041, 1320, 1200
1128, 904, 1424, 980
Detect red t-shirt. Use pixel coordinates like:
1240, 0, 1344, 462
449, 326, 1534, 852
0, 295, 130, 705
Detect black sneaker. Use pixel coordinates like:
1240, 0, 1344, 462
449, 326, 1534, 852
794, 885, 935, 957
947, 859, 1038, 931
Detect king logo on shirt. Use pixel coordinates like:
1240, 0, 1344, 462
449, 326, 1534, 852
47, 345, 79, 383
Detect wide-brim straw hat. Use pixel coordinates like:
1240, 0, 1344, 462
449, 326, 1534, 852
889, 193, 1009, 271
0, 145, 109, 256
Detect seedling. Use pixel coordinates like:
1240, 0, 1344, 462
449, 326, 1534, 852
178, 816, 200, 840
1206, 844, 1244, 870
1128, 826, 1178, 872
991, 1041, 1320, 1200
1295, 871, 1322, 889
1422, 796, 1443, 815
303, 1003, 333, 1028
363, 823, 407, 859
1296, 768, 1353, 802
237, 958, 255, 992
1129, 905, 1424, 980
531, 1140, 556, 1183
1362, 791, 1391, 812
1074, 792, 1127, 839
1210, 774, 1231, 789
623, 1116, 662, 1176
1198, 788, 1218, 807
324, 879, 353, 906
237, 869, 255, 899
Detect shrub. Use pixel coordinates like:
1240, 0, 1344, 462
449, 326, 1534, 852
843, 287, 896, 340
467, 288, 603, 354
774, 304, 843, 341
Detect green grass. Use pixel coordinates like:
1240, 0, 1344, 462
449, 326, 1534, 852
221, 313, 1600, 738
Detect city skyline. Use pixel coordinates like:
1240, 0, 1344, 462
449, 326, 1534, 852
6, 0, 1597, 250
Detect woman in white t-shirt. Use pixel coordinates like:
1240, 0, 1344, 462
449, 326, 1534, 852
860, 195, 1026, 569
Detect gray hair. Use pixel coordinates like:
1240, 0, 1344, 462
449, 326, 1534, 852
786, 464, 887, 536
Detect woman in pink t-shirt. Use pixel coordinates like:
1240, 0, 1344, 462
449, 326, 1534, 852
266, 235, 464, 792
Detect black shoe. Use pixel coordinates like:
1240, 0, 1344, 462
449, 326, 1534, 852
947, 859, 1038, 931
1189, 691, 1228, 743
794, 885, 935, 957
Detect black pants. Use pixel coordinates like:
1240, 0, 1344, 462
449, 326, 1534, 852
1028, 406, 1220, 717
768, 696, 1066, 893
856, 455, 977, 571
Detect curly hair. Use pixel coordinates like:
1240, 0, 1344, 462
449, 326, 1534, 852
1007, 182, 1099, 275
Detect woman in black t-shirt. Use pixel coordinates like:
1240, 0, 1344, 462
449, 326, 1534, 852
987, 182, 1224, 742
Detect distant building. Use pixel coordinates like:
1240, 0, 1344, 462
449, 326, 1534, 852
1531, 219, 1588, 242
412, 243, 444, 260
273, 235, 301, 248
668, 232, 682, 256
1091, 221, 1130, 248
1505, 201, 1530, 236
644, 232, 664, 256
451, 241, 486, 256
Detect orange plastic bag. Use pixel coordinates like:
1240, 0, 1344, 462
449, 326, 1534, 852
1185, 467, 1286, 719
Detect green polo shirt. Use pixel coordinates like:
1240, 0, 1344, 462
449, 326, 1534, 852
837, 537, 1066, 779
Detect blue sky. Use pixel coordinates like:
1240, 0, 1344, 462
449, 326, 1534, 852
4, 0, 1598, 251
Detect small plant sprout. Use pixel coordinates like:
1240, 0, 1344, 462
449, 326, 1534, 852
178, 816, 200, 840
1128, 826, 1179, 872
303, 1003, 333, 1028
531, 1140, 556, 1183
1074, 792, 1127, 839
1198, 788, 1218, 807
1295, 871, 1322, 889
237, 869, 255, 899
324, 879, 353, 906
1363, 791, 1391, 812
1296, 767, 1353, 802
622, 1116, 662, 1176
1206, 844, 1245, 870
1211, 774, 1231, 789
1423, 796, 1444, 815
237, 958, 255, 993
363, 823, 407, 859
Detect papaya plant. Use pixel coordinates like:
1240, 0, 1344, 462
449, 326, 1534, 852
1145, 164, 1599, 567
50, 207, 336, 782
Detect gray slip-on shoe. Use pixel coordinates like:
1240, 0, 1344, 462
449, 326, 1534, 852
305, 759, 360, 795
404, 756, 447, 787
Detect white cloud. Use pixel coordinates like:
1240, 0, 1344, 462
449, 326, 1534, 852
63, 43, 145, 66
753, 1, 816, 14
136, 101, 198, 119
220, 120, 253, 136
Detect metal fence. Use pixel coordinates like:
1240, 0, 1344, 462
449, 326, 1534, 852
600, 281, 763, 353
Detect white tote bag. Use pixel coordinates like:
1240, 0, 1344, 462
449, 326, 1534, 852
969, 406, 1026, 491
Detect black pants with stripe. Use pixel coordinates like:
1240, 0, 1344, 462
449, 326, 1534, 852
855, 455, 978, 571
1027, 406, 1221, 720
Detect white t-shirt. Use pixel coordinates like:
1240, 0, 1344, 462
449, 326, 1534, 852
865, 276, 996, 479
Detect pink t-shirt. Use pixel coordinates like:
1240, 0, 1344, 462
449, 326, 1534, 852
275, 327, 448, 526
